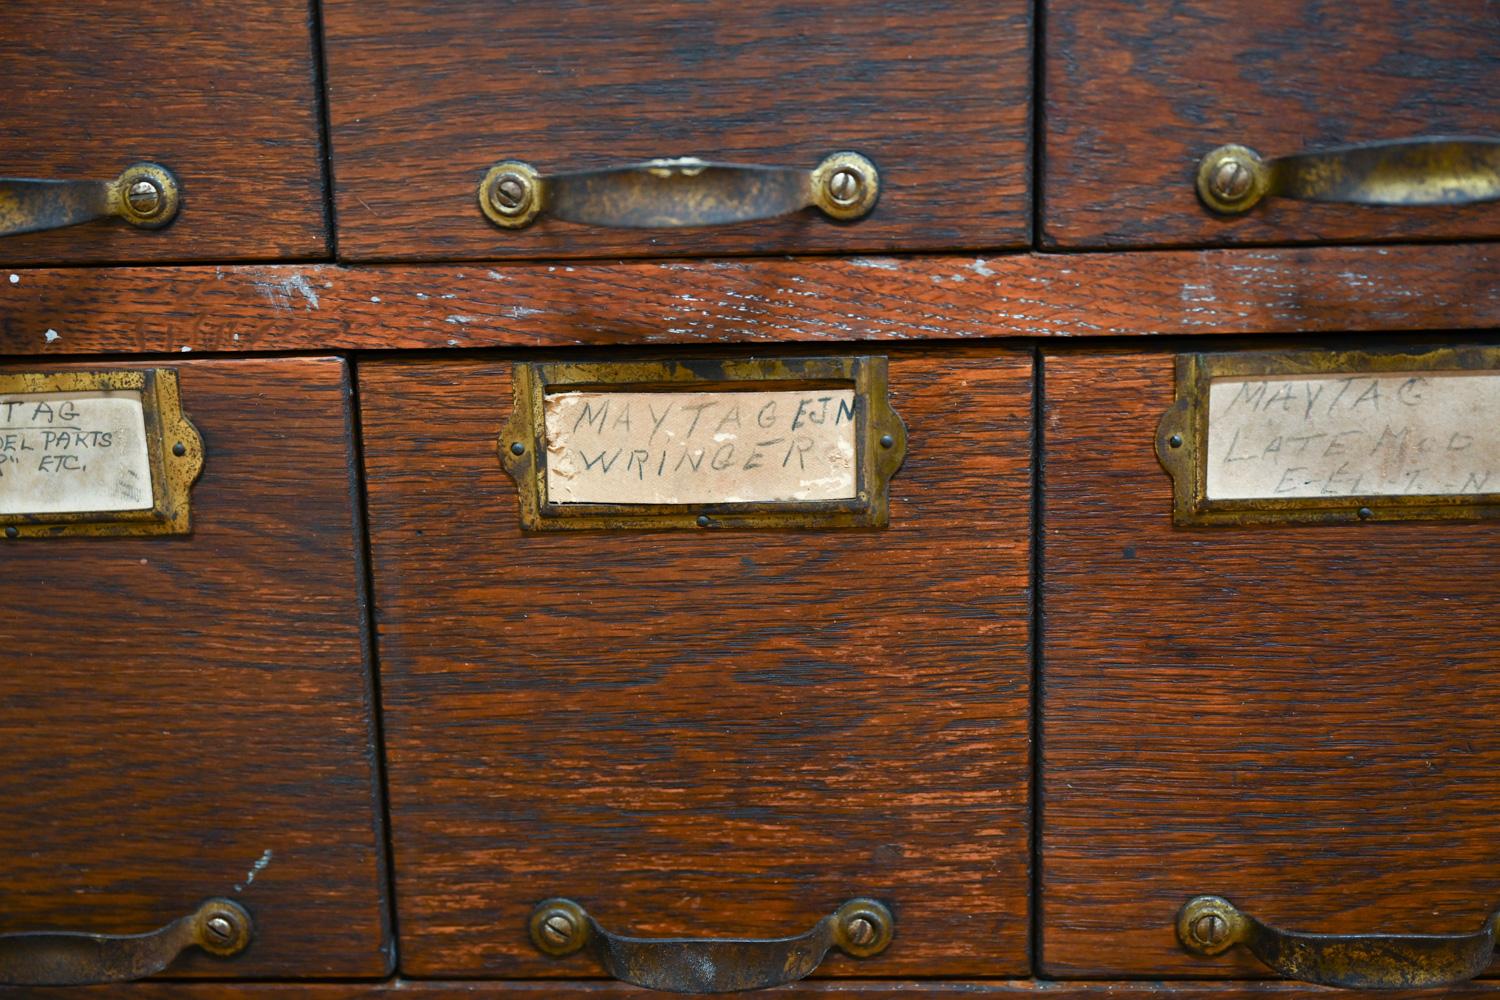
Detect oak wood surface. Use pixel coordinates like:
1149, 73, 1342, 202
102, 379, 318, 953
1042, 0, 1500, 249
2, 245, 1496, 357
357, 348, 1033, 977
11, 982, 1500, 997
1039, 348, 1500, 977
0, 1, 328, 265
321, 0, 1031, 261
0, 357, 389, 977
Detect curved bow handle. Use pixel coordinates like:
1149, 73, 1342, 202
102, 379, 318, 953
479, 152, 878, 230
1196, 137, 1500, 214
1178, 895, 1500, 989
0, 898, 252, 986
529, 897, 893, 993
0, 163, 181, 238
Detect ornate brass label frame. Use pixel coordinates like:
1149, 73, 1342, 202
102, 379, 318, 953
0, 369, 203, 539
499, 356, 907, 531
1157, 345, 1500, 527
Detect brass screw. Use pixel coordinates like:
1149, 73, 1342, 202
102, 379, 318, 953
845, 915, 877, 948
1209, 159, 1253, 202
540, 912, 576, 948
491, 173, 530, 215
1192, 912, 1227, 947
827, 168, 864, 206
204, 915, 236, 945
126, 179, 164, 217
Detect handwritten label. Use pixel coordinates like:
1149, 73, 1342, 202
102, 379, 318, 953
544, 389, 858, 504
0, 390, 153, 515
1205, 372, 1500, 500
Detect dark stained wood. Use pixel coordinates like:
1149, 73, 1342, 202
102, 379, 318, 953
12, 983, 1500, 998
321, 1, 1031, 261
2, 244, 1497, 357
1039, 349, 1500, 977
0, 358, 390, 977
358, 348, 1033, 977
0, 1, 327, 265
1043, 0, 1500, 249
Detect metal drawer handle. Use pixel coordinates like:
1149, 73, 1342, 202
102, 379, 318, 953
529, 897, 893, 993
0, 898, 251, 986
0, 162, 181, 238
479, 152, 878, 230
1196, 137, 1500, 214
1178, 895, 1499, 989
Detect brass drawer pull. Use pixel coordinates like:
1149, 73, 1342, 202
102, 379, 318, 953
479, 152, 878, 230
0, 898, 251, 986
0, 162, 181, 237
529, 897, 893, 993
1196, 137, 1500, 214
1178, 895, 1499, 989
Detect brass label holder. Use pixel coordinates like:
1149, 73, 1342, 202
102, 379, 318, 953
1157, 345, 1500, 527
499, 356, 907, 531
0, 369, 203, 539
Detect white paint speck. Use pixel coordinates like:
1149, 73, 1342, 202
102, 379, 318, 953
970, 258, 996, 277
415, 292, 429, 300
180, 346, 192, 353
486, 270, 506, 281
8, 274, 17, 285
232, 333, 240, 342
447, 338, 459, 347
247, 269, 321, 311
370, 295, 381, 303
507, 305, 543, 319
445, 314, 478, 324
234, 849, 273, 893
44, 329, 59, 344
849, 257, 899, 271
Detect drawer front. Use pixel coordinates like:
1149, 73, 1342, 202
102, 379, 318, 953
1039, 348, 1500, 977
0, 358, 388, 978
358, 349, 1033, 978
1042, 0, 1500, 249
0, 1, 326, 265
323, 1, 1032, 261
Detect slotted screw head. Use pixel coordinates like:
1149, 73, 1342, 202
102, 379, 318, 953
540, 912, 576, 947
845, 915, 877, 947
1192, 912, 1227, 947
1210, 159, 1253, 201
491, 174, 529, 213
827, 167, 863, 205
126, 179, 163, 217
205, 915, 235, 943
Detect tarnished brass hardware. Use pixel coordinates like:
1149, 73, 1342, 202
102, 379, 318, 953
528, 897, 893, 993
479, 152, 878, 229
498, 355, 907, 532
1, 368, 204, 539
1197, 137, 1500, 214
0, 163, 181, 237
0, 898, 251, 986
1156, 345, 1500, 528
1178, 895, 1500, 989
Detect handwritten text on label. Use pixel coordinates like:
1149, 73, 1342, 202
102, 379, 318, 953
0, 390, 153, 515
544, 389, 858, 504
1205, 372, 1500, 500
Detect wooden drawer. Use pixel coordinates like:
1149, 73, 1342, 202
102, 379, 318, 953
0, 1, 326, 265
0, 357, 389, 979
357, 348, 1033, 980
322, 1, 1032, 262
1042, 0, 1500, 249
1038, 346, 1500, 978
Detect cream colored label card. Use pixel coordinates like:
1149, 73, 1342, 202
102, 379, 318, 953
544, 389, 858, 504
0, 390, 154, 515
1206, 372, 1500, 500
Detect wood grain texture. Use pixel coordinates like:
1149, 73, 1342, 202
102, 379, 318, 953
1042, 0, 1500, 249
2, 245, 1496, 357
1039, 348, 1500, 977
322, 0, 1031, 261
12, 983, 1500, 998
358, 349, 1032, 978
0, 1, 327, 265
0, 358, 389, 977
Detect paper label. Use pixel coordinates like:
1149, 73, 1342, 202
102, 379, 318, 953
1205, 372, 1500, 500
0, 390, 154, 515
544, 389, 859, 504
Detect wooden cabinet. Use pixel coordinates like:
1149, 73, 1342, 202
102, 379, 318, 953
0, 358, 389, 979
0, 1, 328, 265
